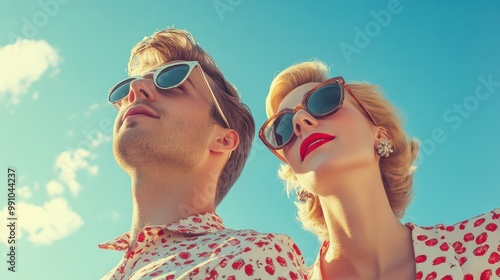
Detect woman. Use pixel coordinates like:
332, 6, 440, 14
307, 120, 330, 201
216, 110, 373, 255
259, 60, 500, 279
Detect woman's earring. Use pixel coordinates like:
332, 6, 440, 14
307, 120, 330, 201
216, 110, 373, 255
376, 141, 393, 157
297, 189, 313, 203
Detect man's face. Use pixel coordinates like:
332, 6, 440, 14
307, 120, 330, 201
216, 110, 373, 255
112, 60, 217, 172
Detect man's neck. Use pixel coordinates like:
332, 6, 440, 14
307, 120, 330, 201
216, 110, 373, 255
128, 167, 217, 249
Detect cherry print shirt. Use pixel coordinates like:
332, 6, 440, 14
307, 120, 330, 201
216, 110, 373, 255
99, 212, 309, 280
309, 208, 500, 280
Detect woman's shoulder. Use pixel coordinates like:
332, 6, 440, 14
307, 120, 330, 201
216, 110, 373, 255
406, 208, 499, 278
406, 208, 499, 234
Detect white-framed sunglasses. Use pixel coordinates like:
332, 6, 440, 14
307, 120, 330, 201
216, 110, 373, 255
108, 61, 230, 128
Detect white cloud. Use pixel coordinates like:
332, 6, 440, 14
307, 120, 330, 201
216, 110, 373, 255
17, 186, 33, 199
46, 180, 64, 196
0, 197, 83, 246
67, 181, 80, 198
55, 148, 98, 197
89, 131, 112, 148
89, 103, 99, 110
88, 165, 99, 175
0, 39, 59, 104
33, 181, 40, 191
49, 68, 60, 77
84, 102, 105, 117
32, 91, 39, 100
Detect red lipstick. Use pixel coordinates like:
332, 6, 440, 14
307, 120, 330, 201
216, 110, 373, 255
299, 133, 335, 161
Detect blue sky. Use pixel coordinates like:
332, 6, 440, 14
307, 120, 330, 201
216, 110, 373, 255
1, 1, 499, 279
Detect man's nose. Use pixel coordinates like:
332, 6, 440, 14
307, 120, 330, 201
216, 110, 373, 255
125, 78, 157, 105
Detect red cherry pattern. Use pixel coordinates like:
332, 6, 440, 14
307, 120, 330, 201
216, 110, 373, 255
99, 212, 308, 279
409, 209, 500, 280
308, 209, 500, 279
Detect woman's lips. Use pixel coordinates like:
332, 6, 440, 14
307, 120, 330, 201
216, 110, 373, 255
300, 133, 336, 161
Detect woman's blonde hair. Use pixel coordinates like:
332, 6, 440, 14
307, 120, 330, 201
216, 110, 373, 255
266, 60, 419, 241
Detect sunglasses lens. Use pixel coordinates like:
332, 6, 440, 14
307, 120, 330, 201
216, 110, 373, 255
156, 64, 190, 89
265, 113, 294, 148
307, 83, 342, 115
263, 82, 344, 150
109, 78, 134, 103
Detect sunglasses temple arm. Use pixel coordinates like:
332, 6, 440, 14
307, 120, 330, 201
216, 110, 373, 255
343, 83, 378, 126
274, 150, 287, 163
197, 68, 231, 129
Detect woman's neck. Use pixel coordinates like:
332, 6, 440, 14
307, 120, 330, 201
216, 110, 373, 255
318, 169, 415, 279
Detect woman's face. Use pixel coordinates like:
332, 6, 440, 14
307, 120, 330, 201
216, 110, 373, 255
277, 82, 380, 195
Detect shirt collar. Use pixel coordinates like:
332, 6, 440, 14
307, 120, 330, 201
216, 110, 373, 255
98, 212, 225, 251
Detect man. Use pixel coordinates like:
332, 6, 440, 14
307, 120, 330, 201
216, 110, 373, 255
98, 28, 308, 279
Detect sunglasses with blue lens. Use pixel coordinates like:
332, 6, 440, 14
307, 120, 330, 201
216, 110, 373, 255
108, 61, 230, 128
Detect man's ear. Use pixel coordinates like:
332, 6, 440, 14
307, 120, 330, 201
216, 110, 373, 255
209, 129, 239, 154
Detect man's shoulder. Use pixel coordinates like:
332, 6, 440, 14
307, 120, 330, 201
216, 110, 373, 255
219, 228, 295, 240
211, 228, 301, 253
202, 227, 305, 263
199, 229, 307, 279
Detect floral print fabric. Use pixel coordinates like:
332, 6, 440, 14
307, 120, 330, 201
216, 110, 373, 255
309, 209, 500, 279
99, 212, 309, 279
